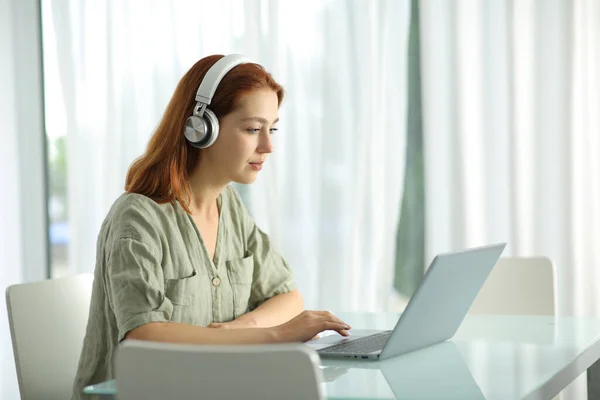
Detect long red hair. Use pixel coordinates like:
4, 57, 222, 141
125, 55, 284, 213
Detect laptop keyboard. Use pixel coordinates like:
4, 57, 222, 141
318, 331, 393, 355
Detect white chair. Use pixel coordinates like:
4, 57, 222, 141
468, 257, 580, 399
469, 256, 556, 316
5, 274, 94, 400
116, 341, 324, 400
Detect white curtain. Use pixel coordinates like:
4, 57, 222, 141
45, 0, 410, 311
420, 0, 600, 398
0, 1, 23, 397
0, 0, 23, 293
1, 0, 47, 397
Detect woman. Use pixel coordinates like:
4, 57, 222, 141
72, 54, 351, 396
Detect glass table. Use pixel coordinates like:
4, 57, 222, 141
84, 312, 600, 399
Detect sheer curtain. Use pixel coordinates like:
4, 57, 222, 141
2, 0, 47, 397
420, 0, 600, 398
45, 0, 411, 311
0, 2, 23, 397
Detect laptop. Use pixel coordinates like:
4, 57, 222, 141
307, 243, 506, 360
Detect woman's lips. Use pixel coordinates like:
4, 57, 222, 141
249, 162, 263, 171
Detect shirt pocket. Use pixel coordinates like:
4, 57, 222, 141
164, 269, 199, 322
226, 254, 254, 318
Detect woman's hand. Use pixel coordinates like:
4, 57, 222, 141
272, 310, 351, 343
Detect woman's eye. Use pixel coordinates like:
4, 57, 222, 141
246, 127, 279, 134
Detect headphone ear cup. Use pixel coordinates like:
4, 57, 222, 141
201, 109, 220, 148
184, 108, 219, 149
184, 114, 209, 147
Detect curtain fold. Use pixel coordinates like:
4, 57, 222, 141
394, 0, 425, 299
0, 1, 22, 396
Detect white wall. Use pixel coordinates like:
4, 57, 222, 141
0, 0, 48, 397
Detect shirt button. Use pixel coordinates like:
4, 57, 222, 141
212, 277, 221, 287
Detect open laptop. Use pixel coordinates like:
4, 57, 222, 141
307, 243, 506, 360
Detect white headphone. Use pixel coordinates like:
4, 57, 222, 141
184, 54, 251, 148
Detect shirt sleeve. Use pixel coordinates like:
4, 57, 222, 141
106, 237, 174, 342
246, 218, 297, 310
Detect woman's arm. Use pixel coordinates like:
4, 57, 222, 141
125, 310, 350, 344
213, 289, 304, 329
125, 321, 277, 344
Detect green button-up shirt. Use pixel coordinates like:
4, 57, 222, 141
73, 185, 296, 397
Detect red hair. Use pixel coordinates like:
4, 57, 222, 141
125, 55, 284, 213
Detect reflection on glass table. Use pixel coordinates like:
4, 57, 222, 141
322, 341, 484, 399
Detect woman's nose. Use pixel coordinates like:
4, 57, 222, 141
258, 130, 273, 153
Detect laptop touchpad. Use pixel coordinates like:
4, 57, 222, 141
307, 329, 383, 350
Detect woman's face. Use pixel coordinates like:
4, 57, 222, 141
201, 88, 279, 185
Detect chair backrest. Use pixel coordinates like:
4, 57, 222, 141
5, 274, 94, 400
116, 341, 324, 400
468, 256, 556, 316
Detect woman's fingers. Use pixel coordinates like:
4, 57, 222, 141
312, 311, 351, 329
323, 321, 352, 336
277, 310, 353, 342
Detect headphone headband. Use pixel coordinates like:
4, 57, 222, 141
195, 54, 251, 105
184, 54, 252, 149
